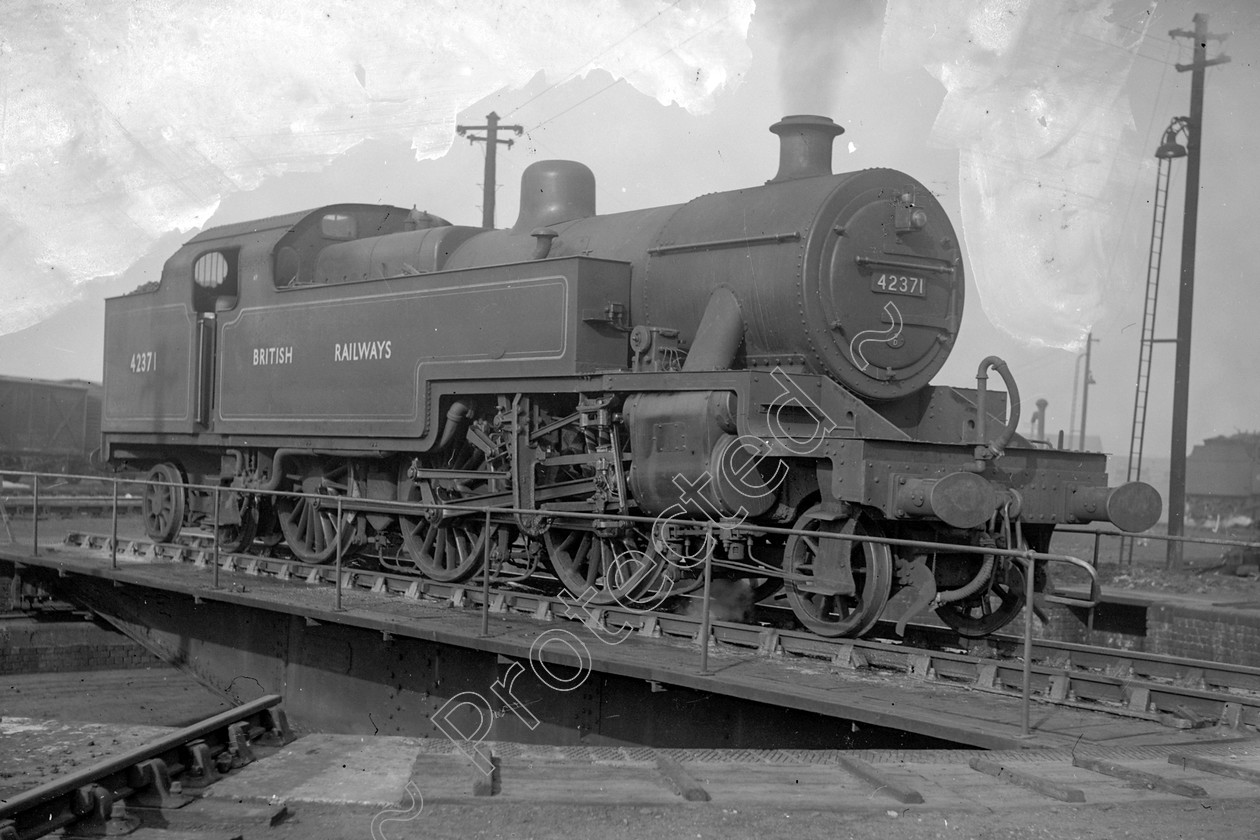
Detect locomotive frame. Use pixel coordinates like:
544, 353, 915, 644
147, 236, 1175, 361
101, 115, 1161, 639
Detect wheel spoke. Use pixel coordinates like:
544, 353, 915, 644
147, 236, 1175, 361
544, 526, 665, 606
402, 512, 493, 582
277, 462, 358, 564
143, 463, 185, 544
584, 538, 602, 587
403, 518, 421, 542
297, 502, 312, 543
421, 521, 438, 555
320, 516, 336, 554
935, 559, 1026, 638
215, 492, 259, 554
400, 502, 495, 582
436, 530, 450, 568
468, 528, 487, 565
784, 509, 891, 638
454, 528, 473, 563
822, 594, 836, 618
837, 596, 850, 619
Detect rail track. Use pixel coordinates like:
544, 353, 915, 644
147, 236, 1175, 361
58, 530, 1260, 736
0, 694, 291, 840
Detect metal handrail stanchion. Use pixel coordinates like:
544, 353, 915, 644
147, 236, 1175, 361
480, 508, 491, 637
698, 525, 714, 676
1040, 553, 1100, 608
1088, 533, 1102, 632
334, 497, 344, 612
1020, 555, 1035, 737
212, 486, 221, 590
110, 479, 119, 569
31, 474, 39, 556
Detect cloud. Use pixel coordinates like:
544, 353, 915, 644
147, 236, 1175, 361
0, 0, 753, 335
882, 0, 1148, 349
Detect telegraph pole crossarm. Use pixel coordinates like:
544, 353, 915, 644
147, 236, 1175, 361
456, 111, 524, 230
1170, 23, 1230, 73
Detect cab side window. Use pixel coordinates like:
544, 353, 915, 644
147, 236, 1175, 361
193, 250, 239, 312
321, 213, 356, 240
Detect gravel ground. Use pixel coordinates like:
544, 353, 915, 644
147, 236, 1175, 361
1, 667, 230, 725
1, 667, 231, 801
249, 798, 1260, 840
1051, 525, 1260, 602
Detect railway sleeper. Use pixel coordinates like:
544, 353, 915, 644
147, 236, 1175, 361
0, 699, 291, 840
1071, 755, 1208, 798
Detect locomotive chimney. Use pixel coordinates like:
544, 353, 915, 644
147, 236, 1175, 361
1032, 398, 1048, 441
512, 160, 596, 233
767, 115, 845, 183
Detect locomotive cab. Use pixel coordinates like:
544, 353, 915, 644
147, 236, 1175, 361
102, 204, 421, 445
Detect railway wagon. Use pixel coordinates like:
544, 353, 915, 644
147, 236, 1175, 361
0, 375, 102, 474
100, 115, 1161, 638
1186, 433, 1260, 523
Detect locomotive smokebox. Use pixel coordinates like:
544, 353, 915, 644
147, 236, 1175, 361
768, 114, 845, 183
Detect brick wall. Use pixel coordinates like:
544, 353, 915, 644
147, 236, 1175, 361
1035, 600, 1149, 651
0, 619, 160, 674
1037, 595, 1260, 666
1146, 603, 1260, 667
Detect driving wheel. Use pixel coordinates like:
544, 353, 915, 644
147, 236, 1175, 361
783, 506, 892, 637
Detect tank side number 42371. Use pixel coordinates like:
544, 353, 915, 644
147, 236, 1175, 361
872, 274, 925, 297
129, 351, 157, 373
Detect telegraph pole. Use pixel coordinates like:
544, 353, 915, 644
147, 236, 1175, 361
1166, 14, 1229, 569
1079, 332, 1098, 449
456, 112, 524, 228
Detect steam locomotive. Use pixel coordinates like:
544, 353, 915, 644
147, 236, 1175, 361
101, 115, 1160, 638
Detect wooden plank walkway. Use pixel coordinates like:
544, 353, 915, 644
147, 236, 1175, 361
202, 733, 1260, 811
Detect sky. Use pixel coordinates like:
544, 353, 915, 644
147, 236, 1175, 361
1, 0, 1257, 486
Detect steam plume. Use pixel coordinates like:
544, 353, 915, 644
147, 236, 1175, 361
761, 0, 884, 115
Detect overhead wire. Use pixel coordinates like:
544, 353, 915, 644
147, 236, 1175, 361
502, 0, 686, 121
956, 27, 1179, 390
220, 4, 1183, 169
526, 6, 740, 135
1095, 24, 1177, 278
455, 3, 717, 222
220, 1, 685, 149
